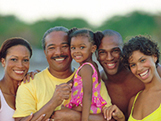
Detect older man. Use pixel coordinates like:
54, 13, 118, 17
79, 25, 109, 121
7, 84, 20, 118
53, 30, 161, 121
13, 27, 111, 121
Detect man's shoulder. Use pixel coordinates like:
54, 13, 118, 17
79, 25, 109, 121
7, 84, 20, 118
33, 68, 49, 79
119, 71, 144, 93
20, 68, 48, 87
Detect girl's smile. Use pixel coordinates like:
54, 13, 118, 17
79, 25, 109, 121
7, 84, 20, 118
70, 36, 96, 64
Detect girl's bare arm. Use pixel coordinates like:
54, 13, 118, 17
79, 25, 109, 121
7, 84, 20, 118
79, 64, 93, 121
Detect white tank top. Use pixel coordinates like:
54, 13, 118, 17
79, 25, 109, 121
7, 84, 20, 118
0, 89, 15, 121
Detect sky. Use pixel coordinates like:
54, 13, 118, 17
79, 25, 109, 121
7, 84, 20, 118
0, 0, 161, 26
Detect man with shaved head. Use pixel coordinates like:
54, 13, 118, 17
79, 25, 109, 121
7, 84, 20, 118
96, 29, 161, 120
54, 30, 161, 121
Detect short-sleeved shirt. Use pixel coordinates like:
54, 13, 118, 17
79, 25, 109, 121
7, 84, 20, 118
13, 67, 112, 117
13, 68, 76, 117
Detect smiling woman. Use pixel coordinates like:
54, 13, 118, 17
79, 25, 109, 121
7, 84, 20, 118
0, 37, 32, 120
122, 35, 161, 121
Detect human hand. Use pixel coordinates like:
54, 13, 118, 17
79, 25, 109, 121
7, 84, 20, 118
23, 70, 41, 83
102, 105, 125, 121
51, 83, 72, 106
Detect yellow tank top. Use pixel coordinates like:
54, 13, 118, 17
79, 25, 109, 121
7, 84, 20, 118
128, 91, 161, 121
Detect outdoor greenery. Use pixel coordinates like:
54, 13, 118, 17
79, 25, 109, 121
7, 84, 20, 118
0, 11, 161, 49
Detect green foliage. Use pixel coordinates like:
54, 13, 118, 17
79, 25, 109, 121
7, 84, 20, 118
0, 15, 31, 45
0, 11, 161, 49
28, 18, 92, 48
98, 11, 159, 42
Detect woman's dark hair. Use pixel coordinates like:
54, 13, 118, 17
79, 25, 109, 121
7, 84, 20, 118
122, 35, 160, 68
68, 28, 104, 49
0, 37, 32, 62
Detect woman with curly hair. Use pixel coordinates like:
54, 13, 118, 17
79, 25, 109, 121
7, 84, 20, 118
122, 35, 161, 121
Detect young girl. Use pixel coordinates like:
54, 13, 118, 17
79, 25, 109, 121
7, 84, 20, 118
64, 28, 111, 121
122, 35, 161, 121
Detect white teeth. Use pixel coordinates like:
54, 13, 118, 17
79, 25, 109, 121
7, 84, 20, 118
140, 70, 148, 77
76, 56, 81, 57
55, 58, 64, 61
75, 56, 82, 59
15, 71, 24, 74
107, 64, 114, 67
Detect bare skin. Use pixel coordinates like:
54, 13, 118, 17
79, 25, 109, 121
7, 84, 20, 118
127, 50, 161, 120
0, 45, 30, 113
53, 108, 115, 121
100, 51, 161, 121
100, 67, 144, 120
128, 89, 161, 119
102, 105, 125, 121
96, 33, 161, 120
0, 44, 47, 121
14, 31, 74, 121
52, 31, 161, 121
53, 32, 116, 121
70, 35, 100, 121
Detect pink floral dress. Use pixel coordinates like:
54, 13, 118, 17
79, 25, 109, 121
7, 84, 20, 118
65, 62, 107, 114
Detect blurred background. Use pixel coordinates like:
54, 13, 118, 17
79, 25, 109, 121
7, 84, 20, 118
0, 0, 161, 77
